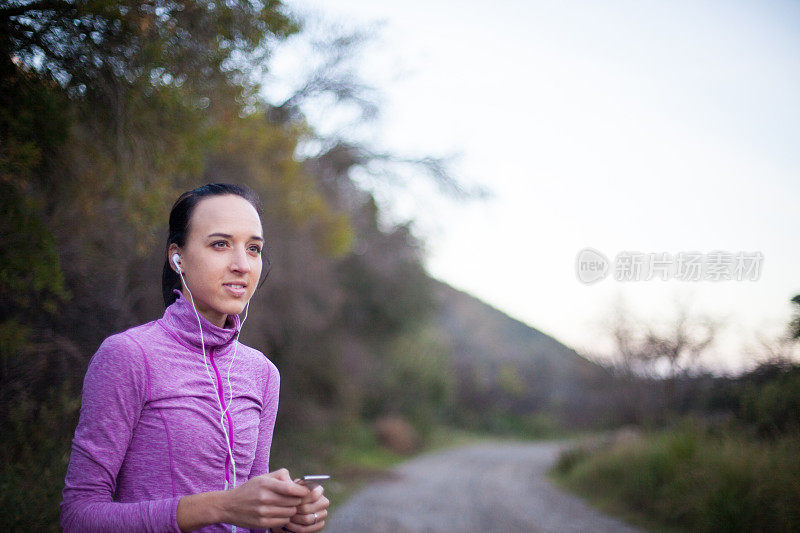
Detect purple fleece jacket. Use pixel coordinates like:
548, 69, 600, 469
61, 290, 280, 532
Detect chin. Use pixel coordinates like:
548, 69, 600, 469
209, 292, 254, 319
225, 299, 251, 316
220, 304, 246, 317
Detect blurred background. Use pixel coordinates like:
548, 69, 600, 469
1, 0, 798, 531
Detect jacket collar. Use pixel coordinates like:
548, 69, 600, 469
159, 289, 241, 352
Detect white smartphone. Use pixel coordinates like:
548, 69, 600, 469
297, 474, 330, 486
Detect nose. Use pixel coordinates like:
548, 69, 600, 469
230, 246, 251, 273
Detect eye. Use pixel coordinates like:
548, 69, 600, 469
248, 244, 262, 254
211, 240, 229, 249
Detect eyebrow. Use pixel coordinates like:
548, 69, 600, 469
207, 232, 264, 242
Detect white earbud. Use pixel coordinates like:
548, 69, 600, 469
172, 253, 181, 273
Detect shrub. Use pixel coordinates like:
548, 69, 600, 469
553, 425, 800, 532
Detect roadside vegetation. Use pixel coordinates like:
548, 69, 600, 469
551, 361, 800, 533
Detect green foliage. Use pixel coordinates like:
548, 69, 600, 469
1, 0, 298, 101
336, 213, 433, 339
0, 57, 70, 321
0, 318, 30, 364
553, 424, 800, 532
0, 182, 69, 311
496, 362, 527, 398
365, 325, 454, 437
206, 112, 354, 257
739, 363, 800, 437
789, 294, 800, 340
0, 55, 70, 179
455, 409, 564, 439
0, 381, 80, 531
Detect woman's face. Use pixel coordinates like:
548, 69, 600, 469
169, 194, 264, 328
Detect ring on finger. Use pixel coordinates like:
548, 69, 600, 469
312, 512, 318, 525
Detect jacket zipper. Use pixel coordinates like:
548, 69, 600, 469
208, 347, 235, 485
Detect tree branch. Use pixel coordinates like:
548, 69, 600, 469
0, 0, 72, 19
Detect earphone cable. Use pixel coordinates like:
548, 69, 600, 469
220, 299, 248, 492
178, 271, 237, 493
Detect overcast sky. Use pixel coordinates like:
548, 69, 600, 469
276, 0, 800, 371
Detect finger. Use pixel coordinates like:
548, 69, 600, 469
286, 519, 326, 533
267, 504, 301, 519
298, 484, 324, 505
294, 520, 327, 533
296, 495, 329, 515
264, 493, 303, 508
290, 509, 328, 527
297, 489, 317, 504
282, 523, 325, 533
283, 523, 324, 533
270, 479, 310, 498
270, 468, 293, 482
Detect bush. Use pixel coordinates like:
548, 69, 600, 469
552, 424, 800, 532
739, 363, 800, 437
0, 382, 80, 531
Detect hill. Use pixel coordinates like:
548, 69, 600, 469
433, 279, 608, 423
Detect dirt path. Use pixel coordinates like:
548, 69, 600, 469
325, 440, 643, 533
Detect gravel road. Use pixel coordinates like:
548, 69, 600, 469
324, 440, 643, 533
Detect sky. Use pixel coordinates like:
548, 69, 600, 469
275, 0, 800, 371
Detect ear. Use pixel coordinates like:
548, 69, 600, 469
167, 244, 182, 273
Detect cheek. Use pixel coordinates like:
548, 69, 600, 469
189, 259, 222, 289
250, 256, 263, 275
248, 271, 261, 293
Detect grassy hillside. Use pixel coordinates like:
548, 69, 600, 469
433, 279, 610, 433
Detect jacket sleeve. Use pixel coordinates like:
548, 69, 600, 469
248, 359, 280, 533
248, 359, 280, 481
60, 333, 182, 533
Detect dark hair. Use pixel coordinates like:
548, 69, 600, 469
162, 183, 270, 307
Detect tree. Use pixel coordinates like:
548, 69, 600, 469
596, 294, 724, 424
261, 18, 488, 206
0, 0, 302, 335
642, 304, 721, 380
601, 294, 722, 379
1, 0, 297, 101
789, 294, 800, 341
746, 329, 800, 367
601, 295, 650, 377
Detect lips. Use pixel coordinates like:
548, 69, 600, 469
222, 282, 247, 297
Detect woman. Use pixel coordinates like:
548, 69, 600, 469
61, 184, 329, 532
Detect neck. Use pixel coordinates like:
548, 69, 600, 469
181, 287, 228, 328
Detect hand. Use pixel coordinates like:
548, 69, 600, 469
220, 468, 310, 530
282, 482, 330, 532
